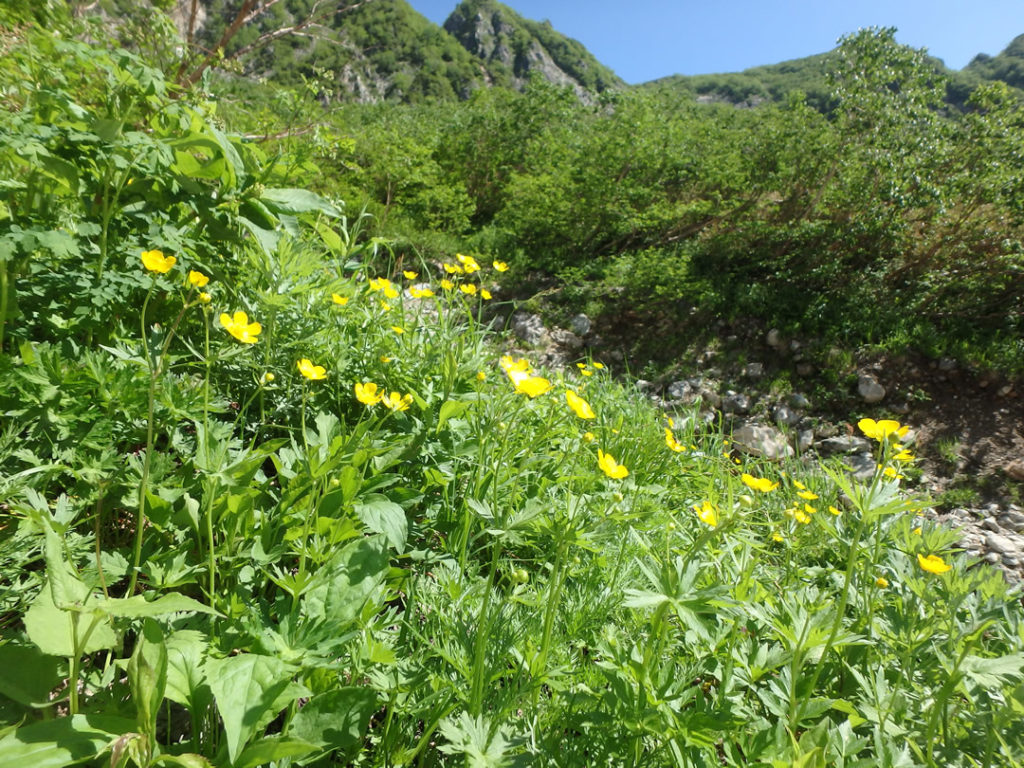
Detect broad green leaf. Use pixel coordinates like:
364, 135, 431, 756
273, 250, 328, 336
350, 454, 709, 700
127, 619, 167, 739
23, 585, 116, 657
152, 754, 214, 768
302, 536, 388, 627
437, 400, 470, 433
164, 630, 209, 708
232, 736, 318, 768
288, 688, 376, 763
260, 188, 341, 217
93, 592, 220, 619
354, 495, 407, 551
0, 641, 64, 705
0, 714, 134, 768
204, 654, 305, 764
962, 652, 1024, 689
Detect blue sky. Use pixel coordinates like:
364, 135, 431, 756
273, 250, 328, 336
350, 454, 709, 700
405, 0, 1024, 84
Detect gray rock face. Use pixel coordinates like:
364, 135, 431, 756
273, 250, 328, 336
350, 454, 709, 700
742, 362, 765, 379
511, 312, 547, 345
569, 313, 591, 337
666, 380, 693, 401
843, 453, 877, 482
858, 373, 886, 403
788, 393, 811, 409
722, 391, 751, 414
1006, 459, 1024, 482
733, 423, 793, 461
772, 405, 801, 427
549, 328, 583, 351
818, 436, 873, 456
984, 532, 1020, 556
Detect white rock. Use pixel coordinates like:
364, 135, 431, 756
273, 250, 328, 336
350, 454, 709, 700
733, 423, 793, 461
858, 373, 886, 403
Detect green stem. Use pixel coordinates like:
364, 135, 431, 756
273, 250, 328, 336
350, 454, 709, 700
469, 541, 503, 716
0, 256, 8, 354
128, 282, 158, 595
532, 537, 568, 708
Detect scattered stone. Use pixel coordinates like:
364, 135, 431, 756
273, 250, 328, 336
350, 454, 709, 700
998, 384, 1014, 397
797, 429, 815, 453
1006, 460, 1024, 482
511, 312, 547, 345
985, 552, 1002, 565
549, 328, 583, 352
999, 512, 1024, 533
773, 405, 801, 427
666, 380, 692, 401
742, 362, 764, 379
569, 313, 591, 337
733, 423, 794, 461
858, 373, 886, 403
938, 357, 957, 372
818, 436, 872, 456
984, 532, 1020, 556
981, 518, 1002, 533
843, 453, 877, 482
796, 362, 815, 377
766, 328, 783, 349
788, 393, 810, 409
722, 391, 751, 414
1003, 555, 1020, 568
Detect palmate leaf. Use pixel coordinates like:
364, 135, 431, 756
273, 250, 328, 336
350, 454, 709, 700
961, 652, 1024, 689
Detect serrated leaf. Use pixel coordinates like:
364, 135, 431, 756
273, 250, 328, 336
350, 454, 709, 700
288, 687, 376, 761
354, 496, 407, 551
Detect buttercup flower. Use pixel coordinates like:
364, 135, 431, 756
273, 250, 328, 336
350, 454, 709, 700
876, 576, 889, 588
577, 363, 594, 377
456, 253, 481, 273
442, 263, 463, 274
515, 376, 553, 398
492, 260, 509, 272
220, 311, 261, 344
188, 270, 209, 287
355, 381, 383, 406
141, 249, 176, 273
382, 391, 413, 412
798, 489, 819, 500
583, 431, 596, 443
391, 326, 404, 335
742, 473, 778, 493
665, 428, 686, 453
198, 292, 211, 304
859, 418, 909, 442
883, 466, 904, 480
409, 286, 434, 299
460, 283, 477, 295
440, 279, 455, 291
566, 389, 596, 419
829, 505, 842, 516
480, 289, 492, 300
332, 293, 349, 305
297, 358, 326, 380
894, 449, 915, 463
597, 449, 629, 479
476, 371, 486, 381
368, 277, 391, 292
785, 506, 811, 524
918, 553, 951, 574
693, 500, 718, 528
403, 270, 418, 280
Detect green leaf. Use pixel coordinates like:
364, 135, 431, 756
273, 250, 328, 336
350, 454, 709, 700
302, 536, 388, 628
260, 188, 341, 218
23, 585, 117, 657
164, 630, 209, 709
288, 688, 376, 762
127, 619, 167, 740
962, 653, 1024, 689
232, 736, 318, 768
354, 496, 407, 551
0, 641, 64, 705
204, 654, 305, 764
437, 400, 470, 433
0, 714, 134, 768
93, 592, 220, 619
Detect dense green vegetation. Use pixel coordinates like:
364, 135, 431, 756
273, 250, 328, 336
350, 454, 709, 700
2, 6, 1024, 768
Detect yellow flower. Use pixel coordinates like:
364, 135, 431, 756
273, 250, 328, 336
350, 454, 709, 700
442, 263, 463, 274
409, 286, 434, 299
515, 376, 553, 398
476, 371, 486, 381
391, 326, 404, 335
772, 532, 784, 543
380, 356, 392, 363
693, 500, 718, 528
894, 449, 915, 463
583, 431, 596, 443
368, 277, 391, 292
597, 449, 629, 479
913, 526, 922, 535
829, 505, 842, 516
500, 356, 532, 376
262, 372, 275, 383
332, 293, 349, 305
384, 286, 399, 300
141, 249, 176, 273
793, 480, 807, 490
456, 253, 481, 273
440, 279, 455, 291
403, 270, 418, 280
566, 389, 596, 419
803, 503, 817, 515
492, 260, 509, 272
785, 507, 811, 524
460, 283, 477, 295
198, 292, 211, 304
741, 473, 778, 493
382, 391, 413, 412
592, 362, 604, 369
380, 301, 392, 311
858, 418, 909, 442
219, 311, 261, 344
188, 270, 210, 287
480, 289, 492, 300
297, 358, 326, 380
918, 553, 951, 574
883, 466, 904, 480
875, 576, 889, 588
354, 381, 383, 406
665, 428, 686, 453
797, 490, 819, 500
